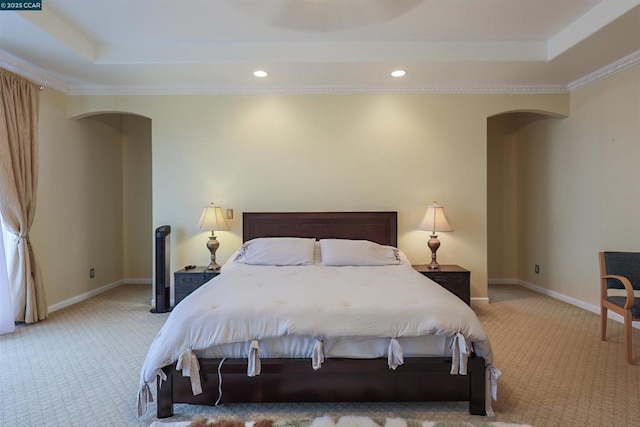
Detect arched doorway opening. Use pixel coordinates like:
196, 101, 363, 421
487, 111, 565, 289
68, 112, 153, 288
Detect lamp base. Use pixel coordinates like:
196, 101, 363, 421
206, 233, 221, 272
206, 262, 221, 271
427, 261, 441, 270
427, 233, 441, 270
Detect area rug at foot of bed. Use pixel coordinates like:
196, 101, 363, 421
149, 415, 531, 427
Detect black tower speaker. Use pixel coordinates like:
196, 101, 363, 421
151, 225, 171, 313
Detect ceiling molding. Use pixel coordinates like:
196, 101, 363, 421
568, 49, 640, 92
0, 50, 70, 93
67, 84, 569, 96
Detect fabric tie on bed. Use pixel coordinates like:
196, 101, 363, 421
312, 339, 325, 370
484, 364, 502, 416
449, 333, 469, 375
137, 369, 166, 417
137, 383, 154, 417
248, 340, 261, 377
488, 364, 501, 400
177, 349, 202, 395
387, 338, 404, 370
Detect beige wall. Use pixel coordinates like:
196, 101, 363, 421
122, 115, 153, 280
488, 64, 640, 309
28, 63, 640, 310
33, 90, 124, 306
518, 65, 640, 306
487, 114, 521, 281
31, 89, 152, 308
67, 93, 568, 300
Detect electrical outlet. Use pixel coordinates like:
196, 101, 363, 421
90, 268, 95, 278
534, 264, 540, 274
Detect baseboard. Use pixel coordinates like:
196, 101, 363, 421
48, 280, 124, 313
499, 279, 640, 328
48, 280, 151, 313
517, 279, 599, 312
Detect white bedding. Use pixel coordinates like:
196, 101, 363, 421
138, 260, 496, 415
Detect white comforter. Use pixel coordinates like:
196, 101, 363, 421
138, 262, 495, 414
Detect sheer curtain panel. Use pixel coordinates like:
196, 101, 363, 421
0, 221, 15, 334
0, 68, 46, 323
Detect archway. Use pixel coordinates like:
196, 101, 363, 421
487, 111, 564, 288
71, 112, 153, 286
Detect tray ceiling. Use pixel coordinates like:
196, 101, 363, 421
1, 0, 639, 94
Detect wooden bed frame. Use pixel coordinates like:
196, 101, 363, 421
156, 212, 486, 417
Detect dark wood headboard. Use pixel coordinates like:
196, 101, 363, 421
243, 212, 397, 247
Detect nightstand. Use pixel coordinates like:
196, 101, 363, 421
174, 266, 220, 306
412, 264, 470, 306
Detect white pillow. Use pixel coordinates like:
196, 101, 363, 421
319, 239, 401, 266
235, 237, 316, 266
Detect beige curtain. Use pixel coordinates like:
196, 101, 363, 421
0, 68, 46, 323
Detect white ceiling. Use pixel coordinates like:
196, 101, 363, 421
1, 0, 640, 95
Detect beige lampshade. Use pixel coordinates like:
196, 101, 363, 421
419, 202, 453, 233
197, 203, 230, 231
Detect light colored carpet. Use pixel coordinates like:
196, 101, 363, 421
1, 283, 639, 426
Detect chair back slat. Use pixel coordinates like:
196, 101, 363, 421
603, 252, 640, 291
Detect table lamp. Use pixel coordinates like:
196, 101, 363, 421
197, 202, 230, 270
419, 201, 453, 270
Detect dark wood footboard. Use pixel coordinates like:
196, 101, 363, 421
157, 356, 486, 418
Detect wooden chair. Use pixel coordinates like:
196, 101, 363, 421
599, 251, 640, 364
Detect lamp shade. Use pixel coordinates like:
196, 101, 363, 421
419, 202, 453, 233
197, 203, 230, 231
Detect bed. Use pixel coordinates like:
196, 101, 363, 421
138, 212, 497, 418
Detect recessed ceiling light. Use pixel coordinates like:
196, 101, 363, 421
253, 70, 268, 78
391, 70, 406, 77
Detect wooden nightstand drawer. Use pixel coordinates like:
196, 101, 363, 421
412, 264, 470, 306
174, 267, 220, 306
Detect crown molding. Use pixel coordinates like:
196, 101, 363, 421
67, 84, 569, 96
0, 50, 70, 94
568, 49, 640, 92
